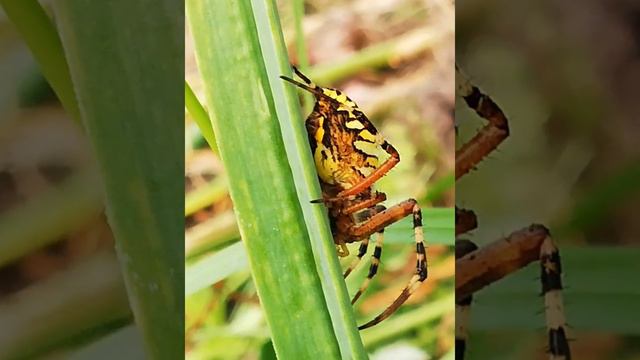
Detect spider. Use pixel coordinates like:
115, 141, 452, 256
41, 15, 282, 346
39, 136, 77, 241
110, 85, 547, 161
280, 66, 428, 330
454, 65, 571, 360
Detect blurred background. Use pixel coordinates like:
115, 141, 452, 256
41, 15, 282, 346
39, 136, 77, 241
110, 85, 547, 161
185, 0, 454, 359
457, 0, 640, 358
0, 4, 139, 359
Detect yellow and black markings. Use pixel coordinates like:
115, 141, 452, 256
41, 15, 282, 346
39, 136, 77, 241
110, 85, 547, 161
281, 66, 428, 330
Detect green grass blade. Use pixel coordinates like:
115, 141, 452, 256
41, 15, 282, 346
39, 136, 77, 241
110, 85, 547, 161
0, 252, 131, 359
252, 0, 367, 356
361, 293, 455, 347
185, 242, 248, 296
186, 0, 365, 358
52, 1, 184, 357
0, 0, 80, 123
0, 166, 102, 267
185, 81, 218, 154
184, 175, 227, 216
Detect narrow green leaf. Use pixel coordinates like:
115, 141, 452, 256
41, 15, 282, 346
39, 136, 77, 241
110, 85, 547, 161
184, 176, 228, 216
185, 81, 218, 154
0, 252, 131, 359
0, 0, 80, 123
0, 166, 102, 267
185, 242, 248, 296
361, 293, 455, 347
53, 1, 184, 357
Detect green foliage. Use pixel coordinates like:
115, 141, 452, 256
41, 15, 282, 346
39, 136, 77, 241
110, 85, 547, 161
186, 0, 367, 358
53, 0, 184, 357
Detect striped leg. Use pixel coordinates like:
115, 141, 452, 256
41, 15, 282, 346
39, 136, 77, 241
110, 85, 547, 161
541, 237, 571, 360
350, 230, 384, 304
344, 204, 387, 279
455, 239, 478, 360
455, 228, 571, 359
455, 64, 510, 180
456, 207, 478, 236
357, 200, 427, 330
343, 237, 369, 279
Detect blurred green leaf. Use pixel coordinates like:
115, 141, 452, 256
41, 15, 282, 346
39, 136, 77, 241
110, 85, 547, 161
186, 242, 248, 296
561, 161, 640, 236
0, 0, 81, 122
185, 81, 218, 154
53, 1, 184, 357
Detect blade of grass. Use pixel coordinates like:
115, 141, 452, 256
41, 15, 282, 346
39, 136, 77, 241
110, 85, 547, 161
309, 28, 442, 84
361, 293, 454, 347
0, 251, 131, 359
53, 1, 184, 357
186, 0, 365, 358
185, 242, 248, 296
0, 0, 80, 123
185, 211, 239, 258
253, 0, 368, 356
0, 166, 103, 267
184, 175, 228, 216
185, 81, 218, 154
70, 325, 145, 360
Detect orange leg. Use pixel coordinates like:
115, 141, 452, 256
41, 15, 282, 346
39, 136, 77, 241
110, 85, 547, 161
455, 226, 571, 359
349, 229, 384, 304
455, 65, 509, 180
455, 239, 478, 360
349, 199, 428, 330
342, 192, 386, 215
343, 204, 387, 279
455, 207, 478, 236
319, 142, 399, 203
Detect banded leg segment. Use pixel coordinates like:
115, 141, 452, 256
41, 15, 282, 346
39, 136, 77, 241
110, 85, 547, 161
455, 239, 478, 360
541, 237, 571, 360
455, 207, 478, 236
455, 228, 571, 359
342, 192, 386, 215
358, 200, 427, 330
455, 65, 510, 180
343, 204, 387, 273
350, 230, 384, 304
343, 237, 369, 279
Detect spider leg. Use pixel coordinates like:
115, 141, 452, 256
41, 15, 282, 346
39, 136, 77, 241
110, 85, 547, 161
342, 191, 386, 215
350, 229, 384, 304
455, 239, 479, 360
456, 224, 548, 298
353, 199, 428, 330
455, 225, 571, 359
343, 237, 369, 279
541, 237, 571, 360
317, 142, 399, 203
343, 204, 387, 279
455, 207, 478, 236
455, 64, 509, 180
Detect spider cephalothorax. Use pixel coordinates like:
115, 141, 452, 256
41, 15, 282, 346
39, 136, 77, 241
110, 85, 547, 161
281, 67, 428, 329
454, 65, 571, 360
